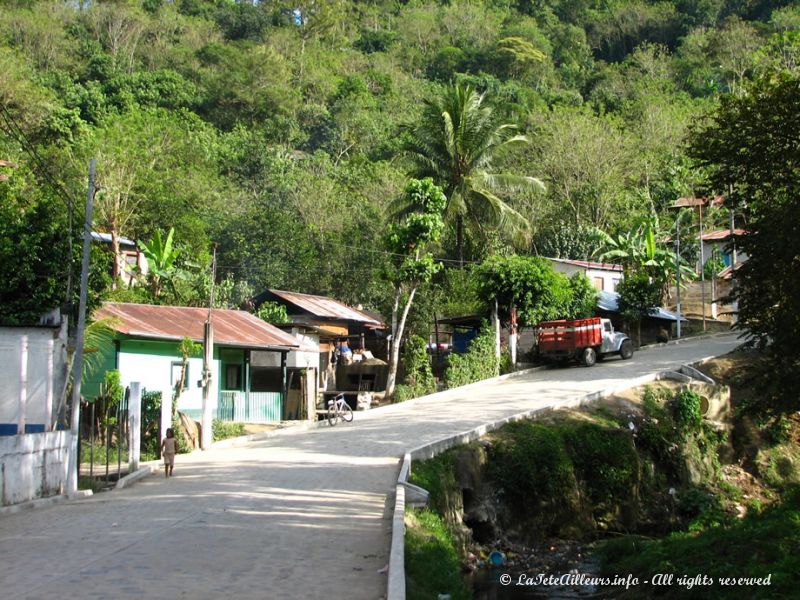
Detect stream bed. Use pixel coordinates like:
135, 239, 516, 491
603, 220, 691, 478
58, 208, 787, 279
466, 539, 610, 599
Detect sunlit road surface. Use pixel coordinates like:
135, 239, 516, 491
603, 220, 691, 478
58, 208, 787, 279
0, 334, 740, 600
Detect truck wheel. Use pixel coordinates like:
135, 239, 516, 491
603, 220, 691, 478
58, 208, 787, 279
581, 347, 597, 367
619, 339, 634, 360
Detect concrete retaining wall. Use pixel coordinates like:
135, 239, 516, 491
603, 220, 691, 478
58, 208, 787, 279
0, 431, 75, 506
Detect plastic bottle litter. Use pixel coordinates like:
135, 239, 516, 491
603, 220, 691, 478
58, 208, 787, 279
488, 550, 506, 566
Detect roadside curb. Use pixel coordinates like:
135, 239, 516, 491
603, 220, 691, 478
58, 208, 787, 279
0, 489, 93, 516
115, 462, 160, 489
637, 331, 739, 351
386, 357, 722, 600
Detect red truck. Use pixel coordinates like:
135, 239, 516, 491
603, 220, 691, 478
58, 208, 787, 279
536, 317, 634, 367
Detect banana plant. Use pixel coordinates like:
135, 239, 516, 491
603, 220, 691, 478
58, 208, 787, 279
591, 215, 695, 300
138, 228, 181, 299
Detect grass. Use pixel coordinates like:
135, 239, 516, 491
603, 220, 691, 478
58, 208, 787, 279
409, 448, 460, 516
405, 509, 470, 600
598, 486, 800, 599
79, 441, 129, 465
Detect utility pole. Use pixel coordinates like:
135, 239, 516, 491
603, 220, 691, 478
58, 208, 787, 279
200, 243, 217, 450
68, 158, 95, 494
699, 202, 706, 330
674, 210, 688, 339
492, 298, 500, 359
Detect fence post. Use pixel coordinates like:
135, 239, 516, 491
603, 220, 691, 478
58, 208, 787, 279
160, 388, 172, 458
128, 382, 141, 473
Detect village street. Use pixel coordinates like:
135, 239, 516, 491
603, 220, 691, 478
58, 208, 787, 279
0, 334, 740, 600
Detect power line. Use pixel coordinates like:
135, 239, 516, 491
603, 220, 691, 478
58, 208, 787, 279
0, 104, 95, 305
0, 105, 79, 214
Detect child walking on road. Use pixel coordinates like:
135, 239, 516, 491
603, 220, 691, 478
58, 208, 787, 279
161, 428, 177, 478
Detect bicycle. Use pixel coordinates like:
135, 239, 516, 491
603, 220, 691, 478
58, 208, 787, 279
326, 393, 354, 426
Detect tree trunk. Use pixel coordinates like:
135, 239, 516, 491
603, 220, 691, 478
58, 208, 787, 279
111, 229, 121, 289
509, 304, 517, 367
173, 359, 188, 420
385, 285, 417, 400
456, 215, 464, 268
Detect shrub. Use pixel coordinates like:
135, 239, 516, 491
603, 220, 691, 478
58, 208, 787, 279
397, 335, 436, 401
171, 417, 192, 454
564, 423, 640, 505
490, 421, 575, 507
674, 389, 703, 433
444, 324, 499, 388
212, 419, 245, 441
141, 389, 162, 459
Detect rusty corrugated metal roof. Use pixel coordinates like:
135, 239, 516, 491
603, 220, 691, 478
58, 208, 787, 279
673, 196, 726, 208
267, 289, 383, 326
95, 302, 302, 350
701, 228, 746, 241
547, 258, 623, 272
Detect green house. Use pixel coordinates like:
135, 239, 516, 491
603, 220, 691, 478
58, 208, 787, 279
84, 302, 315, 422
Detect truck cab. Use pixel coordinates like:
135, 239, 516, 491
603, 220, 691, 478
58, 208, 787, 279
599, 318, 631, 356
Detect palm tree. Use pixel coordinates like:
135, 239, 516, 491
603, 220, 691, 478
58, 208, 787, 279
403, 84, 544, 266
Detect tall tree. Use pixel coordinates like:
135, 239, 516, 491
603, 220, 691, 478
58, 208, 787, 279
474, 254, 596, 328
689, 71, 800, 413
384, 178, 446, 400
403, 84, 543, 266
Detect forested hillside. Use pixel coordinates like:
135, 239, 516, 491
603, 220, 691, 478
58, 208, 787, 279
1, 0, 798, 327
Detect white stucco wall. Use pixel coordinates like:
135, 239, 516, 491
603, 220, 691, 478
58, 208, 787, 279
116, 352, 217, 414
585, 268, 622, 292
547, 260, 622, 293
0, 430, 75, 506
287, 330, 320, 369
0, 323, 68, 433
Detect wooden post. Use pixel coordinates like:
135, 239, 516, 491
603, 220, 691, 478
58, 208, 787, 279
281, 351, 288, 420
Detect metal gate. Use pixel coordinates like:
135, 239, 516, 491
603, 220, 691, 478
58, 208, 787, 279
78, 385, 129, 487
78, 387, 163, 488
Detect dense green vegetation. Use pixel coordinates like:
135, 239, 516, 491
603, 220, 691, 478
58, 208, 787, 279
409, 377, 800, 596
599, 489, 800, 599
1, 0, 798, 404
405, 509, 470, 600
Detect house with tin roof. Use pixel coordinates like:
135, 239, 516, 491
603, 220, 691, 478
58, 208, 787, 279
84, 302, 318, 423
700, 228, 748, 271
253, 289, 388, 398
544, 257, 624, 293
91, 232, 148, 287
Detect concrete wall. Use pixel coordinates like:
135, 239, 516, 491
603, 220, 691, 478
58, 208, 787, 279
286, 329, 320, 369
0, 323, 68, 435
0, 430, 75, 506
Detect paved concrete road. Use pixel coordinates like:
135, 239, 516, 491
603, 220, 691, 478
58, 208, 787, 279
0, 334, 741, 600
